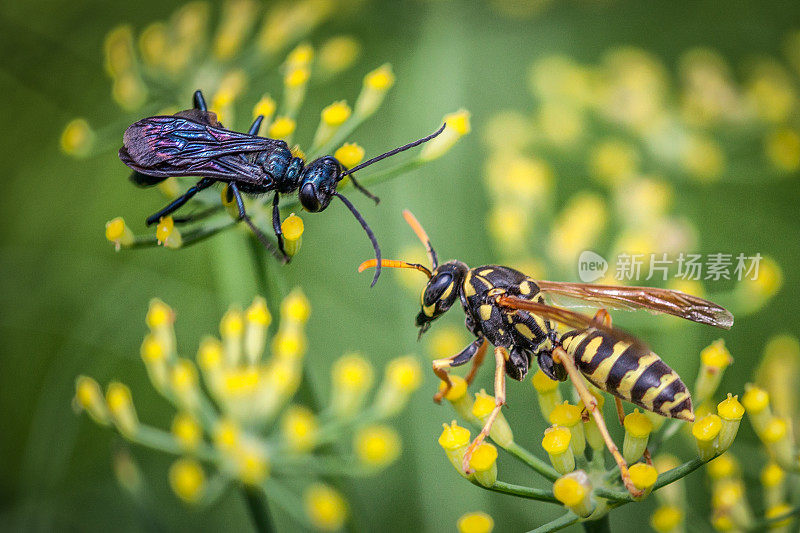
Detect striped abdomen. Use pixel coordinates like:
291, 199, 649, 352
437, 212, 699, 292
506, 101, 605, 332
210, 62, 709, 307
560, 329, 694, 421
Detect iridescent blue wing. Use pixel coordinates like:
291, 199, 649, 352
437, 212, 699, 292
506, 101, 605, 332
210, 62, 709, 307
120, 115, 288, 184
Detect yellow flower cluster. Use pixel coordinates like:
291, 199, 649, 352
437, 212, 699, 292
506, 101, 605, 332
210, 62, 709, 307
74, 291, 419, 529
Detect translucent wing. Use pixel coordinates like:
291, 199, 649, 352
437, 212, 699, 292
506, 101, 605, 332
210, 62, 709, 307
535, 281, 733, 330
119, 115, 287, 183
496, 295, 644, 346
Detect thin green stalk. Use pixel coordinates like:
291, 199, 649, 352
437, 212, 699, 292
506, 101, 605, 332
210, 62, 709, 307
243, 486, 276, 533
527, 512, 580, 533
133, 425, 218, 462
476, 480, 558, 503
505, 441, 561, 481
128, 218, 238, 249
581, 515, 610, 533
596, 455, 716, 503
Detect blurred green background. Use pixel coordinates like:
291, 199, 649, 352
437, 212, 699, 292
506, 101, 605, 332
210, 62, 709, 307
2, 0, 800, 531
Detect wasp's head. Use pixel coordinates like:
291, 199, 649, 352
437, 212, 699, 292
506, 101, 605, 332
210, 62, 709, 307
358, 210, 466, 337
298, 156, 342, 212
415, 260, 468, 336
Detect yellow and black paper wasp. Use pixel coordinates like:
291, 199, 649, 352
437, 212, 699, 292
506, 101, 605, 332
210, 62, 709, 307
359, 210, 733, 496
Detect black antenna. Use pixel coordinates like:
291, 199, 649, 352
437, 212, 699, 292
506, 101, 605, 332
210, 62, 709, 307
338, 123, 446, 179
334, 192, 382, 287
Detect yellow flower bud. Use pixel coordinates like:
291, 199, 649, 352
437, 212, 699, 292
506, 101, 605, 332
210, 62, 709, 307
318, 36, 360, 74
532, 369, 563, 420
438, 421, 471, 478
549, 402, 584, 457
692, 414, 722, 461
743, 383, 772, 436
469, 443, 498, 487
105, 217, 134, 250
629, 463, 658, 497
438, 375, 478, 424
707, 454, 739, 481
553, 471, 594, 517
106, 382, 138, 438
761, 417, 796, 467
286, 42, 313, 69
244, 297, 271, 364
234, 443, 270, 485
457, 511, 494, 533
212, 0, 257, 60
170, 359, 200, 409
169, 458, 205, 503
761, 462, 786, 508
61, 118, 95, 157
650, 505, 683, 533
716, 394, 744, 451
252, 94, 276, 121
353, 64, 394, 118
623, 409, 653, 463
355, 425, 401, 468
281, 214, 304, 257
172, 412, 202, 452
334, 143, 365, 172
268, 116, 296, 140
213, 418, 240, 453
304, 483, 348, 532
373, 355, 423, 418
281, 289, 311, 324
331, 353, 374, 418
766, 503, 793, 530
74, 375, 109, 425
712, 479, 754, 528
542, 425, 575, 474
281, 405, 318, 453
419, 109, 471, 161
472, 390, 514, 448
694, 340, 733, 404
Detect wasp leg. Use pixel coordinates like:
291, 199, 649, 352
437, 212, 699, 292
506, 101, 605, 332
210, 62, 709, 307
462, 346, 508, 474
614, 397, 626, 426
146, 177, 215, 226
552, 344, 643, 498
432, 337, 486, 403
464, 337, 489, 386
172, 205, 224, 225
347, 173, 380, 204
193, 90, 207, 111
228, 182, 287, 263
271, 192, 289, 261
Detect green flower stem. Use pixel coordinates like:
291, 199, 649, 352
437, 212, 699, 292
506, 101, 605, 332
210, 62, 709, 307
261, 479, 313, 528
308, 113, 370, 159
272, 456, 376, 478
527, 512, 580, 533
475, 479, 558, 503
243, 485, 276, 533
133, 424, 218, 462
596, 454, 718, 503
505, 441, 561, 481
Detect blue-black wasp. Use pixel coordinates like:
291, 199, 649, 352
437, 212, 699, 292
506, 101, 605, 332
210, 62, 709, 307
119, 90, 444, 285
359, 210, 733, 496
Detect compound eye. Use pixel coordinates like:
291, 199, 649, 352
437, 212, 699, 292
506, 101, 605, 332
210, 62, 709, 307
423, 273, 453, 306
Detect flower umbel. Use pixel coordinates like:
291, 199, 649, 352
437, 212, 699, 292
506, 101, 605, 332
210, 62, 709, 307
75, 292, 414, 528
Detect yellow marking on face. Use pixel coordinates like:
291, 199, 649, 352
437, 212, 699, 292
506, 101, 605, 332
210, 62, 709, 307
515, 322, 534, 340
423, 303, 436, 317
479, 304, 492, 321
519, 281, 531, 295
479, 268, 494, 276
440, 282, 454, 301
617, 352, 660, 397
639, 372, 679, 411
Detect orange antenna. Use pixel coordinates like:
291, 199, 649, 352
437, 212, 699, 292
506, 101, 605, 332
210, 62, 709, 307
358, 259, 432, 279
402, 209, 438, 268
